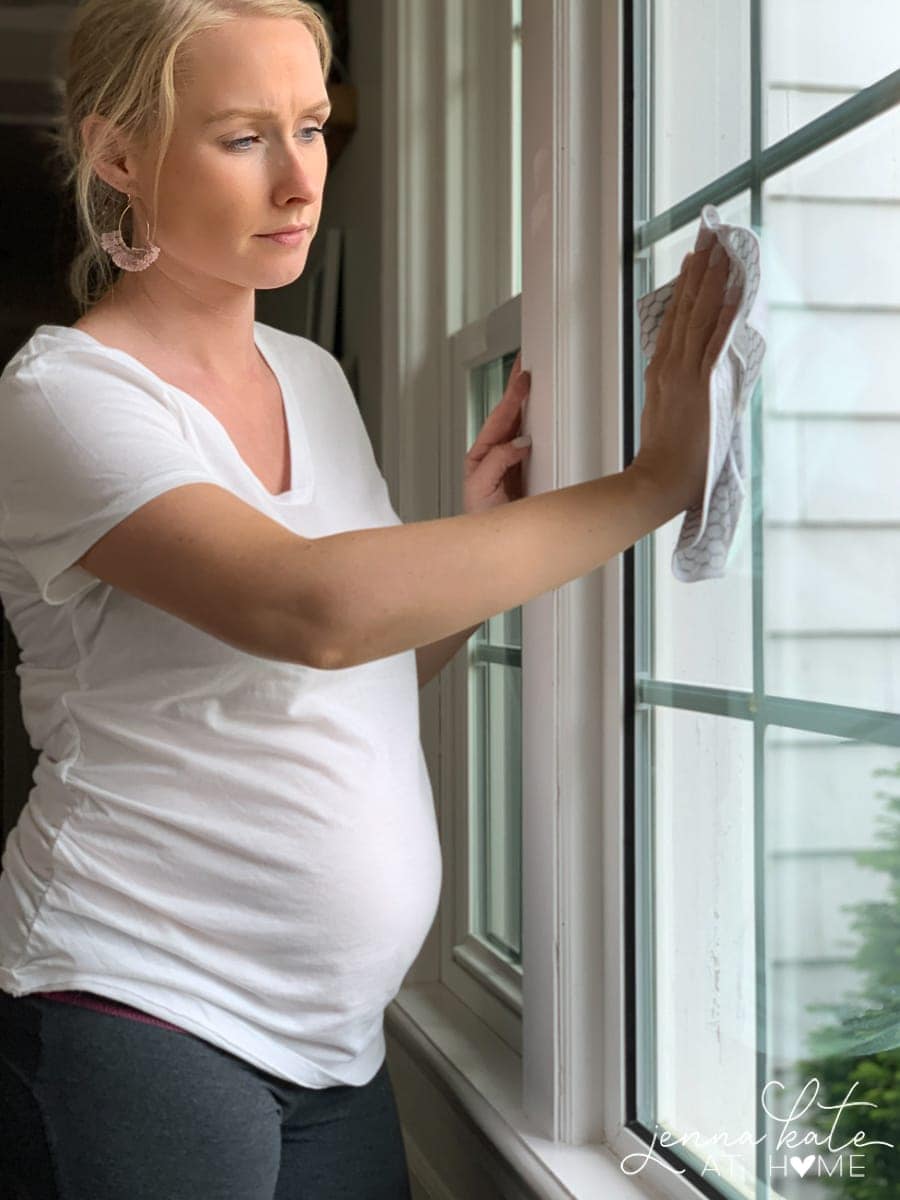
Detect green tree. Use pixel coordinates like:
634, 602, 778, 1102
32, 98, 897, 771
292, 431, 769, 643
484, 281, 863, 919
793, 763, 900, 1198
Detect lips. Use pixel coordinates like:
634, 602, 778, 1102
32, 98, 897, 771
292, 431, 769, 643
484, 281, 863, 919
259, 225, 310, 236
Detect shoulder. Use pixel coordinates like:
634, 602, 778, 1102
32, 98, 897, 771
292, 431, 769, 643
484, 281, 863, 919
0, 326, 185, 446
2, 325, 165, 396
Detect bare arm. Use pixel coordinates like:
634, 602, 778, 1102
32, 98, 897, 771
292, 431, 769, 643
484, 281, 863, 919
272, 466, 675, 670
75, 241, 734, 673
280, 239, 738, 672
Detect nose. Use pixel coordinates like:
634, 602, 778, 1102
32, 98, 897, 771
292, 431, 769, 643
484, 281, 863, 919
271, 140, 325, 208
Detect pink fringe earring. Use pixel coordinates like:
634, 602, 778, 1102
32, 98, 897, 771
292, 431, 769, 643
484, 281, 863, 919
100, 195, 160, 272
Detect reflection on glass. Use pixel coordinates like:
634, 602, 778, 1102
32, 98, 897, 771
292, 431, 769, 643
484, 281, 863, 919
766, 732, 900, 1194
762, 104, 900, 712
469, 351, 522, 965
763, 0, 900, 148
637, 708, 757, 1191
650, 0, 750, 217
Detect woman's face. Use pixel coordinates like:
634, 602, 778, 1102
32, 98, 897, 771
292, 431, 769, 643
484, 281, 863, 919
131, 16, 330, 291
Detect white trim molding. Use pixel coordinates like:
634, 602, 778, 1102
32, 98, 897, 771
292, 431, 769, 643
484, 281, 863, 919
381, 0, 703, 1196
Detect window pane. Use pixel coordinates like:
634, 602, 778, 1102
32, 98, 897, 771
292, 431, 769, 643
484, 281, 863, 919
763, 105, 900, 711
650, 0, 751, 217
764, 0, 900, 147
469, 351, 523, 966
766, 730, 900, 1183
647, 192, 755, 691
637, 708, 757, 1188
471, 651, 522, 961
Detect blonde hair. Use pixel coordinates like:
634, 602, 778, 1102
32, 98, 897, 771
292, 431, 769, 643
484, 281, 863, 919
41, 0, 333, 315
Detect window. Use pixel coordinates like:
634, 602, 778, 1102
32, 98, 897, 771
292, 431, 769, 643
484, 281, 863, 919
384, 0, 626, 1162
469, 349, 523, 972
385, 0, 636, 1183
383, 1, 896, 1196
439, 0, 525, 1046
629, 3, 900, 1195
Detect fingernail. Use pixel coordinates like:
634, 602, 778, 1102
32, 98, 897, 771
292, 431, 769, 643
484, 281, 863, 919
725, 282, 742, 305
512, 434, 532, 448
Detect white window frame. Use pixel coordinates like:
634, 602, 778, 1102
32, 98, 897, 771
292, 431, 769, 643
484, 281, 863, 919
381, 1, 695, 1195
444, 292, 523, 1055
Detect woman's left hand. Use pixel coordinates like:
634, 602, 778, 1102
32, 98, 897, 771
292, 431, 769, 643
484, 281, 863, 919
463, 352, 533, 515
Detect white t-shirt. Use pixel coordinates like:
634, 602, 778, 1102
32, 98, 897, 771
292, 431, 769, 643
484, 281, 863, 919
0, 321, 442, 1087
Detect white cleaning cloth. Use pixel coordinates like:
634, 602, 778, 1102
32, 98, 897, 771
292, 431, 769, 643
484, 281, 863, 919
637, 203, 767, 581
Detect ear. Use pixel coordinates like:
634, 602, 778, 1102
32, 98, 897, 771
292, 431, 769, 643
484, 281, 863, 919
80, 112, 140, 195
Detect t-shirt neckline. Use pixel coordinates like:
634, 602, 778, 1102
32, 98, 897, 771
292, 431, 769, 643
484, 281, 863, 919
33, 321, 314, 505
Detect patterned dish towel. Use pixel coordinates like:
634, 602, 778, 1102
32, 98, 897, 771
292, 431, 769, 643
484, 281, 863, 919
637, 203, 767, 581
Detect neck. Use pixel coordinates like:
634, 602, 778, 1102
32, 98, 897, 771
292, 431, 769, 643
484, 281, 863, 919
92, 271, 262, 379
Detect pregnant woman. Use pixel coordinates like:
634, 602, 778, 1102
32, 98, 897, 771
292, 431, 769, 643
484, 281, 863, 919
0, 1, 739, 1197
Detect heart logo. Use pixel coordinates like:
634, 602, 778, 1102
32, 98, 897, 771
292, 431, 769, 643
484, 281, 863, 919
790, 1155, 816, 1178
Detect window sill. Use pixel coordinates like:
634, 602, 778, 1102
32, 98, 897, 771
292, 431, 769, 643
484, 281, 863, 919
387, 982, 667, 1200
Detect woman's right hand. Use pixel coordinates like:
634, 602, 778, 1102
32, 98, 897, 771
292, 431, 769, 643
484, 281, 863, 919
630, 241, 741, 518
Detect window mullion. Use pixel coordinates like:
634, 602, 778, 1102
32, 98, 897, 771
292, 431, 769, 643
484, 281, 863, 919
637, 66, 900, 250
749, 2, 768, 1194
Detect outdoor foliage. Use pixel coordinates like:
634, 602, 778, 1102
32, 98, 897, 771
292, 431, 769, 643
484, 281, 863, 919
792, 763, 900, 1198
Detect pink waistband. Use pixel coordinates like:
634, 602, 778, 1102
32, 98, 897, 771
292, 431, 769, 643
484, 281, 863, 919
32, 989, 188, 1034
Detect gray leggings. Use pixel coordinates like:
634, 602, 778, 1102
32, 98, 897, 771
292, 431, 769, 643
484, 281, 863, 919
0, 989, 413, 1199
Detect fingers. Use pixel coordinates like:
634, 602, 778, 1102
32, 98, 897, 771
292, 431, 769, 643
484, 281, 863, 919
466, 357, 531, 465
645, 235, 743, 390
672, 241, 733, 368
688, 251, 740, 366
467, 435, 533, 503
652, 253, 691, 366
701, 293, 742, 377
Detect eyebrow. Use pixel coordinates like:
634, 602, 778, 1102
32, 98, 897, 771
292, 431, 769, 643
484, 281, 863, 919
203, 99, 332, 127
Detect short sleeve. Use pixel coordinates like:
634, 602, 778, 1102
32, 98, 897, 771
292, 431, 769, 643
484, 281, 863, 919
0, 349, 222, 606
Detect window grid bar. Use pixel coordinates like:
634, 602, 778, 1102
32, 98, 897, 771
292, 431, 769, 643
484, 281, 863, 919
471, 643, 521, 669
470, 381, 487, 947
636, 679, 900, 748
471, 631, 487, 938
634, 67, 900, 252
748, 2, 768, 1193
634, 0, 658, 1131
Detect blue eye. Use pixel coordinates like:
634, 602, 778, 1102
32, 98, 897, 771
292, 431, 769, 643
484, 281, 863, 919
224, 126, 327, 153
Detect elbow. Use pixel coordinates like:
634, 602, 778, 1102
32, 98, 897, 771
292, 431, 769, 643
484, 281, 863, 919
247, 591, 348, 671
304, 594, 355, 671
298, 611, 350, 670
311, 638, 350, 671
279, 538, 363, 671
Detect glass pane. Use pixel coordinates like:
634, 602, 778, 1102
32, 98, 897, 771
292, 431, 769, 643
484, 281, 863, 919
645, 192, 755, 691
766, 729, 900, 1190
764, 0, 900, 148
637, 708, 757, 1190
511, 0, 522, 297
763, 106, 900, 711
650, 0, 751, 217
468, 351, 523, 966
474, 656, 522, 960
